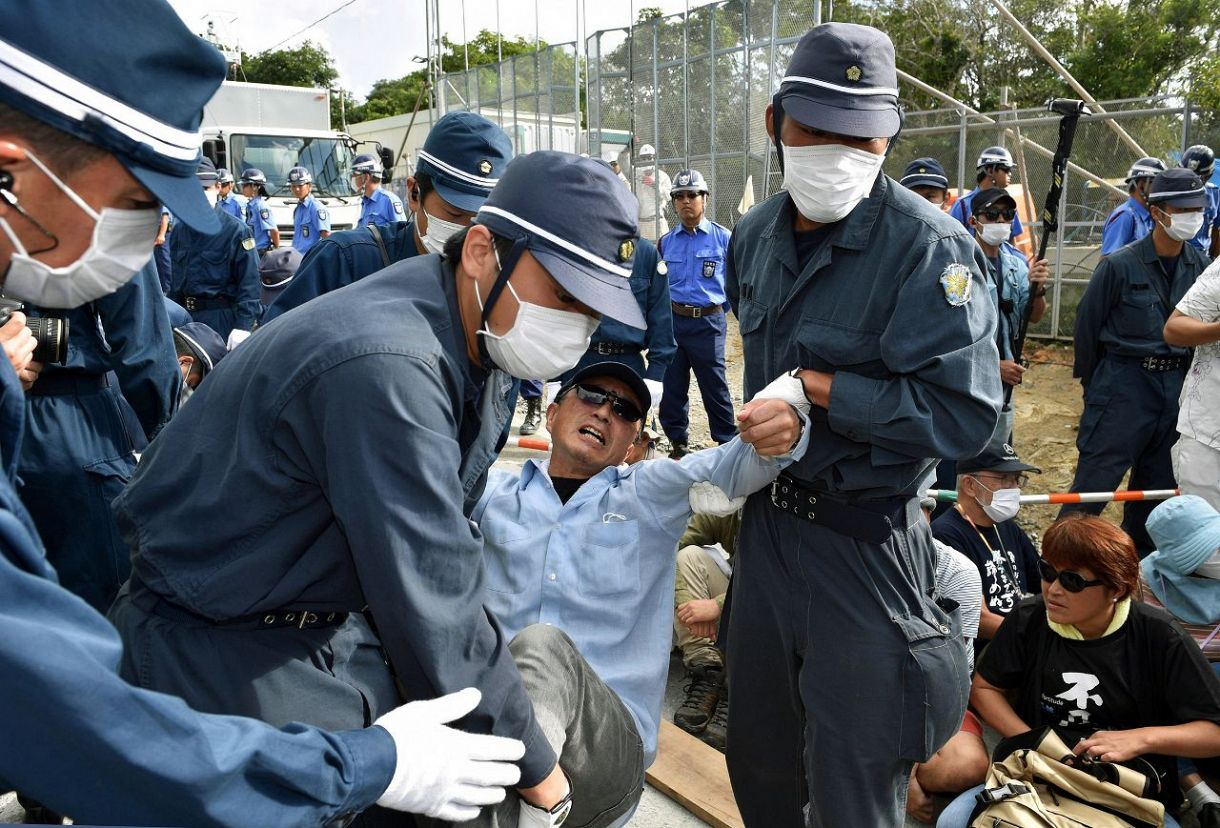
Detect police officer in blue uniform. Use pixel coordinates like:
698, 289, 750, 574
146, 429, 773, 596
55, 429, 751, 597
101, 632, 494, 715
240, 166, 280, 253
724, 23, 1001, 826
353, 152, 406, 227
0, 2, 526, 822
109, 151, 646, 822
215, 166, 248, 222
949, 145, 1026, 243
658, 168, 735, 456
1182, 144, 1220, 257
1101, 157, 1164, 256
289, 164, 331, 255
264, 112, 512, 322
1063, 168, 1211, 556
169, 159, 262, 346
900, 156, 950, 208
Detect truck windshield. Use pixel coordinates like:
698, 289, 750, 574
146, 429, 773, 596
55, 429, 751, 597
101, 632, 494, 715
228, 134, 357, 198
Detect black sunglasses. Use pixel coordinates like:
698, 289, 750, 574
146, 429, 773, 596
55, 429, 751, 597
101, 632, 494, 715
978, 207, 1017, 222
571, 383, 644, 423
1037, 559, 1104, 593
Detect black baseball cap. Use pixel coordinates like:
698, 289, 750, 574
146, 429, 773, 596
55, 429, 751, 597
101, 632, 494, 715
556, 361, 649, 414
972, 188, 1017, 214
959, 443, 1040, 475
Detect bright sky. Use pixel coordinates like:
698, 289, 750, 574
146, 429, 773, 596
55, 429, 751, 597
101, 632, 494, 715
166, 0, 700, 99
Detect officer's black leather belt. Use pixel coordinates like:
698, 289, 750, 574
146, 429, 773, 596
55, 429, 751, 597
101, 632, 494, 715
129, 578, 349, 632
27, 372, 107, 396
672, 301, 723, 318
1140, 355, 1188, 372
589, 341, 639, 356
179, 295, 233, 313
769, 473, 906, 544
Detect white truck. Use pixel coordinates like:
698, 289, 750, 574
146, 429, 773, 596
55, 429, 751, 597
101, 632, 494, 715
200, 81, 394, 242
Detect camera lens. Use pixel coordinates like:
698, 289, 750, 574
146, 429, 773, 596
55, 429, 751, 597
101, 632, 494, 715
27, 316, 69, 365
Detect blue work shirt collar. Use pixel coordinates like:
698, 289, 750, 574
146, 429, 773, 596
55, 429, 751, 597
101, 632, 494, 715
677, 217, 713, 236
520, 457, 622, 502
1129, 197, 1150, 220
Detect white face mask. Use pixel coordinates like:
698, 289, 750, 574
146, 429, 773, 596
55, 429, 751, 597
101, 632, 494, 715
417, 209, 465, 256
1158, 209, 1204, 242
0, 150, 159, 308
204, 188, 219, 208
781, 142, 886, 223
978, 222, 1011, 247
977, 485, 1021, 523
475, 257, 599, 380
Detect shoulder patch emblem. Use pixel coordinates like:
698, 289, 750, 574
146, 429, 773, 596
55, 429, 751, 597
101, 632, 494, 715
940, 263, 972, 306
657, 260, 668, 276
702, 259, 717, 278
242, 237, 256, 250
317, 209, 328, 221
618, 239, 635, 262
393, 201, 404, 214
260, 208, 270, 220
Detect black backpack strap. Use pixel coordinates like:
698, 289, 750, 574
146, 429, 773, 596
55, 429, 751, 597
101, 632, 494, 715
369, 224, 392, 269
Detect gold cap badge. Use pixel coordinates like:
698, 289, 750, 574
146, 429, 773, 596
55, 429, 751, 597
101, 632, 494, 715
845, 65, 862, 82
478, 159, 493, 175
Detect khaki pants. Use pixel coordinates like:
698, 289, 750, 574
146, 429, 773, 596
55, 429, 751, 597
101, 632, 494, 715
1172, 433, 1220, 512
674, 545, 729, 669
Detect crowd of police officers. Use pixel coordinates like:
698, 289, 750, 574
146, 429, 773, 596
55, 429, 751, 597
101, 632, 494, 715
3, 1, 1220, 827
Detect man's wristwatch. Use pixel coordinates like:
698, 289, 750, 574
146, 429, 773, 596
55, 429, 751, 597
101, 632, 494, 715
520, 789, 573, 827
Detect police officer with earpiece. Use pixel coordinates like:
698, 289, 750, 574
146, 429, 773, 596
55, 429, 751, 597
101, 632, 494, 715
724, 22, 1001, 826
352, 151, 406, 227
0, 0, 527, 823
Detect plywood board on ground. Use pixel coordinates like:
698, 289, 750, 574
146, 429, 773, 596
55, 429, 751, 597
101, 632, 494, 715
645, 720, 743, 828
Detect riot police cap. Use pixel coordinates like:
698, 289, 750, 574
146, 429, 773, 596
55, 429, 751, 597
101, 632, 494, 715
239, 168, 267, 185
971, 187, 1017, 214
1147, 168, 1208, 208
670, 169, 709, 197
977, 146, 1014, 171
415, 111, 513, 213
0, 0, 227, 233
899, 157, 949, 190
173, 322, 227, 377
286, 166, 312, 185
1182, 145, 1216, 178
351, 153, 382, 179
777, 23, 901, 139
196, 157, 218, 184
1125, 156, 1166, 184
474, 151, 645, 329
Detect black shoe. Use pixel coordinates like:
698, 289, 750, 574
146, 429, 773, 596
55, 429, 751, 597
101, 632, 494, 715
669, 441, 690, 460
1199, 802, 1220, 828
674, 666, 722, 734
520, 398, 542, 436
701, 692, 727, 753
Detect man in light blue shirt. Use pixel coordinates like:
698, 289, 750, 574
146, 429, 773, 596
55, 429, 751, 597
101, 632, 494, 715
471, 362, 807, 827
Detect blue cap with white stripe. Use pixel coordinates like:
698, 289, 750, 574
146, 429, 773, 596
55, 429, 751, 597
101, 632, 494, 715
0, 0, 227, 233
1147, 168, 1207, 209
900, 157, 948, 191
475, 151, 644, 329
416, 112, 513, 214
778, 23, 901, 139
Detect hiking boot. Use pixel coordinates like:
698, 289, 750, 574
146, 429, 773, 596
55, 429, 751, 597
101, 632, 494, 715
669, 441, 690, 460
674, 666, 722, 734
520, 398, 542, 436
701, 692, 728, 753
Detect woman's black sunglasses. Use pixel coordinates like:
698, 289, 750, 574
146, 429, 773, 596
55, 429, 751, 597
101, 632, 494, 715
979, 207, 1017, 222
1037, 559, 1104, 593
571, 383, 644, 423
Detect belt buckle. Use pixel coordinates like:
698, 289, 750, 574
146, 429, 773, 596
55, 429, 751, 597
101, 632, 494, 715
184, 297, 197, 312
595, 342, 611, 355
691, 306, 702, 318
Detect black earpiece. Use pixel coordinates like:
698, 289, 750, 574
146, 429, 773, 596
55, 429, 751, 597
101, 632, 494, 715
0, 170, 12, 192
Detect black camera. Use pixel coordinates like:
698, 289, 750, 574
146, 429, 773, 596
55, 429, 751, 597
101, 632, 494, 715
0, 298, 69, 365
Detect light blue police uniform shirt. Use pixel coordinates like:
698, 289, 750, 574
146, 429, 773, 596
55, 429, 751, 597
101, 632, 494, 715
1189, 182, 1220, 252
659, 218, 732, 307
292, 194, 331, 255
246, 195, 276, 249
217, 192, 248, 223
1101, 197, 1154, 256
473, 424, 808, 765
358, 187, 405, 227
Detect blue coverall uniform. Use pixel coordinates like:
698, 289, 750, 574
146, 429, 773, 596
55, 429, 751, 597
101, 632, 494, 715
1062, 233, 1209, 554
725, 176, 1001, 827
358, 187, 405, 227
658, 218, 736, 444
293, 193, 331, 255
246, 194, 277, 252
168, 207, 262, 339
0, 351, 396, 826
263, 222, 419, 322
1101, 196, 1154, 256
108, 256, 556, 794
19, 261, 178, 611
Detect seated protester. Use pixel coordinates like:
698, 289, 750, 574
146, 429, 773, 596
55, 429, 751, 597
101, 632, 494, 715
673, 506, 740, 748
471, 362, 808, 827
936, 515, 1220, 828
908, 496, 988, 824
932, 443, 1042, 660
173, 322, 227, 407
258, 247, 303, 311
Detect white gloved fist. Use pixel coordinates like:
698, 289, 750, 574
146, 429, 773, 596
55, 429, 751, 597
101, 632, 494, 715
374, 687, 525, 821
226, 328, 251, 350
643, 378, 664, 410
689, 481, 747, 517
751, 370, 810, 416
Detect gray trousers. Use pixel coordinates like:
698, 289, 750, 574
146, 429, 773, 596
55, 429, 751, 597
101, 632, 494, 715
461, 624, 645, 828
725, 492, 969, 828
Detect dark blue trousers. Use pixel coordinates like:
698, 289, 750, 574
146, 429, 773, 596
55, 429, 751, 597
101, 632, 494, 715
520, 380, 543, 400
660, 312, 736, 444
1060, 357, 1185, 556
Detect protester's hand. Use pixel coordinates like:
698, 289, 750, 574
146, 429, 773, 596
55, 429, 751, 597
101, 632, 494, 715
374, 687, 524, 820
688, 620, 718, 640
688, 481, 745, 516
1072, 729, 1150, 764
1028, 257, 1050, 294
0, 312, 37, 388
999, 360, 1026, 386
677, 598, 722, 629
19, 360, 43, 392
750, 370, 810, 415
737, 397, 802, 456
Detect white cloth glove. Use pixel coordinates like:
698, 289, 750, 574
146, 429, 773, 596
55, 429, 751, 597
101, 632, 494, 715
751, 370, 810, 415
688, 480, 747, 517
643, 378, 664, 410
516, 776, 573, 828
374, 687, 525, 821
226, 328, 251, 350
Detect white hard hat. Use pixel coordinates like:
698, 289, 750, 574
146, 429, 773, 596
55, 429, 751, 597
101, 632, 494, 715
638, 143, 656, 158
